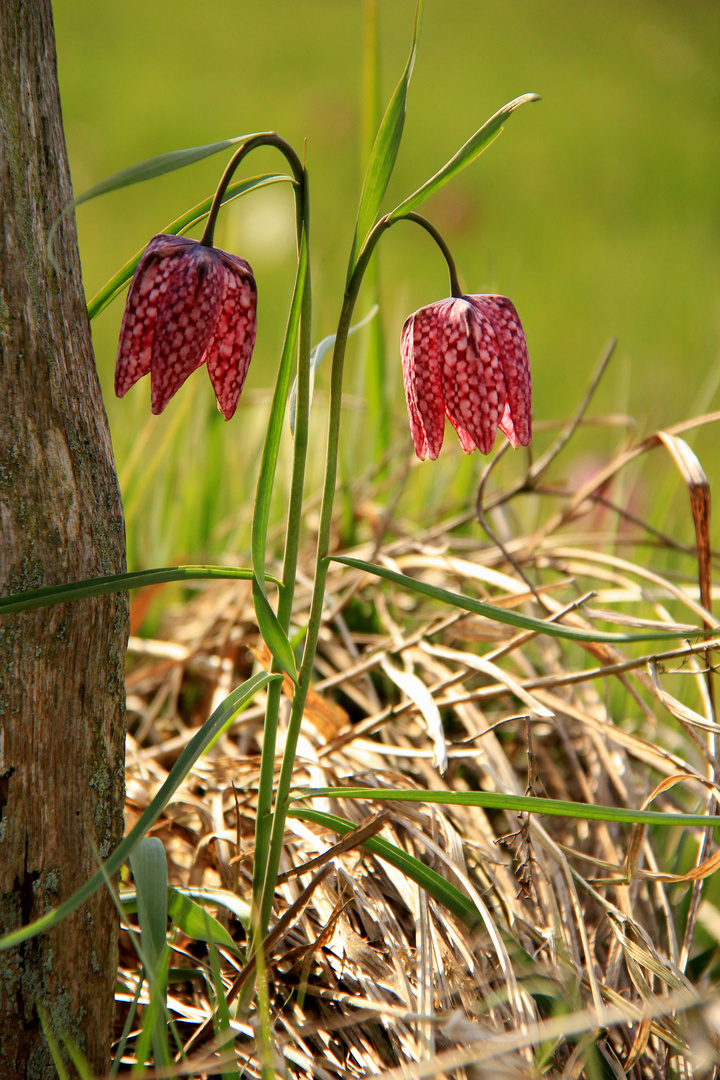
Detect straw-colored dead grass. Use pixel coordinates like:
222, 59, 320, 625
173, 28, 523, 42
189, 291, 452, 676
119, 405, 720, 1078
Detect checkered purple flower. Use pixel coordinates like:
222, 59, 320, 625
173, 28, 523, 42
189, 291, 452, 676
115, 234, 257, 420
401, 294, 531, 460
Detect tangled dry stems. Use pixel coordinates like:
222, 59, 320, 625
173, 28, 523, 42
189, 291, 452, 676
120, 408, 720, 1079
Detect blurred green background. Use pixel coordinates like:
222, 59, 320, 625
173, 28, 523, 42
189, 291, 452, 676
53, 0, 720, 567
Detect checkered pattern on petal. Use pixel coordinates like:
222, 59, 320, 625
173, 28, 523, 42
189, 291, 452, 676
115, 235, 195, 400
114, 233, 258, 419
148, 245, 224, 415
467, 295, 531, 448
401, 302, 450, 460
441, 299, 507, 456
204, 252, 257, 421
400, 292, 531, 459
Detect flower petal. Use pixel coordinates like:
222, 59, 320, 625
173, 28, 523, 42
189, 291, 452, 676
149, 243, 224, 415
442, 299, 506, 455
469, 295, 531, 448
401, 303, 450, 460
114, 235, 184, 399
204, 252, 257, 420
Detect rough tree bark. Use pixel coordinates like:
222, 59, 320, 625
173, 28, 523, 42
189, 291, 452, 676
0, 1, 128, 1075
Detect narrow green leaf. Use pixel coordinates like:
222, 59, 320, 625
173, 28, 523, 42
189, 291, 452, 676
167, 889, 240, 953
130, 839, 168, 973
77, 136, 267, 205
49, 133, 271, 266
0, 671, 278, 953
129, 841, 172, 1069
388, 93, 540, 222
174, 886, 251, 928
348, 0, 424, 279
288, 305, 378, 436
251, 226, 309, 586
288, 807, 481, 930
295, 786, 720, 830
253, 576, 298, 683
0, 564, 278, 616
132, 945, 171, 1071
36, 1004, 72, 1080
87, 173, 290, 322
330, 555, 719, 643
119, 887, 246, 952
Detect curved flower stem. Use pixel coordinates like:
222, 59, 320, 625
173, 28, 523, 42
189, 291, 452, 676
256, 208, 462, 935
403, 211, 463, 297
200, 133, 305, 248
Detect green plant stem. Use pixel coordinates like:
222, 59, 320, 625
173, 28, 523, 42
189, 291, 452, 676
257, 217, 392, 934
251, 168, 312, 911
404, 212, 463, 297
200, 133, 304, 249
255, 208, 462, 936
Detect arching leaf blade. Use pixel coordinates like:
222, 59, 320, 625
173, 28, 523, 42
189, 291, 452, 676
288, 806, 481, 930
0, 564, 281, 615
388, 93, 541, 222
348, 0, 424, 280
252, 226, 308, 584
330, 554, 718, 643
294, 786, 720, 830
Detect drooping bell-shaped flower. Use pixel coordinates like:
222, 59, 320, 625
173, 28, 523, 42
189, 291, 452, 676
401, 294, 531, 460
115, 233, 257, 420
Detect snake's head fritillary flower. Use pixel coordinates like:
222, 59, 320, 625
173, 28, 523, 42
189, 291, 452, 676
401, 294, 531, 460
115, 234, 257, 420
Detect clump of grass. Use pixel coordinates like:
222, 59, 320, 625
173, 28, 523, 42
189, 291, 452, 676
117, 382, 720, 1077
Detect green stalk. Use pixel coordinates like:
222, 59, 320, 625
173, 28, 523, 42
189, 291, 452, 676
200, 133, 304, 249
190, 131, 312, 924
251, 168, 312, 909
257, 218, 391, 933
256, 209, 460, 935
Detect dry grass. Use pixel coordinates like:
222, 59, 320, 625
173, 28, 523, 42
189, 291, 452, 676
118, 403, 720, 1078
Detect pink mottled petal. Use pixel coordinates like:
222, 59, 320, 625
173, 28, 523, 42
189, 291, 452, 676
441, 299, 506, 456
205, 252, 257, 420
401, 304, 449, 460
149, 245, 224, 415
497, 401, 520, 448
451, 424, 477, 454
115, 235, 201, 400
472, 295, 531, 448
114, 240, 174, 398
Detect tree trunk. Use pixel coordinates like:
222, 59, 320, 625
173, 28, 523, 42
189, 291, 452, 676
0, 1, 127, 1075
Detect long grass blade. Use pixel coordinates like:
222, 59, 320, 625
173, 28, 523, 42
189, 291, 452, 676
0, 671, 278, 952
130, 839, 170, 1069
0, 565, 276, 616
288, 807, 481, 930
330, 554, 718, 643
249, 227, 308, 681
389, 93, 540, 222
295, 786, 720, 829
347, 0, 424, 280
251, 227, 308, 587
